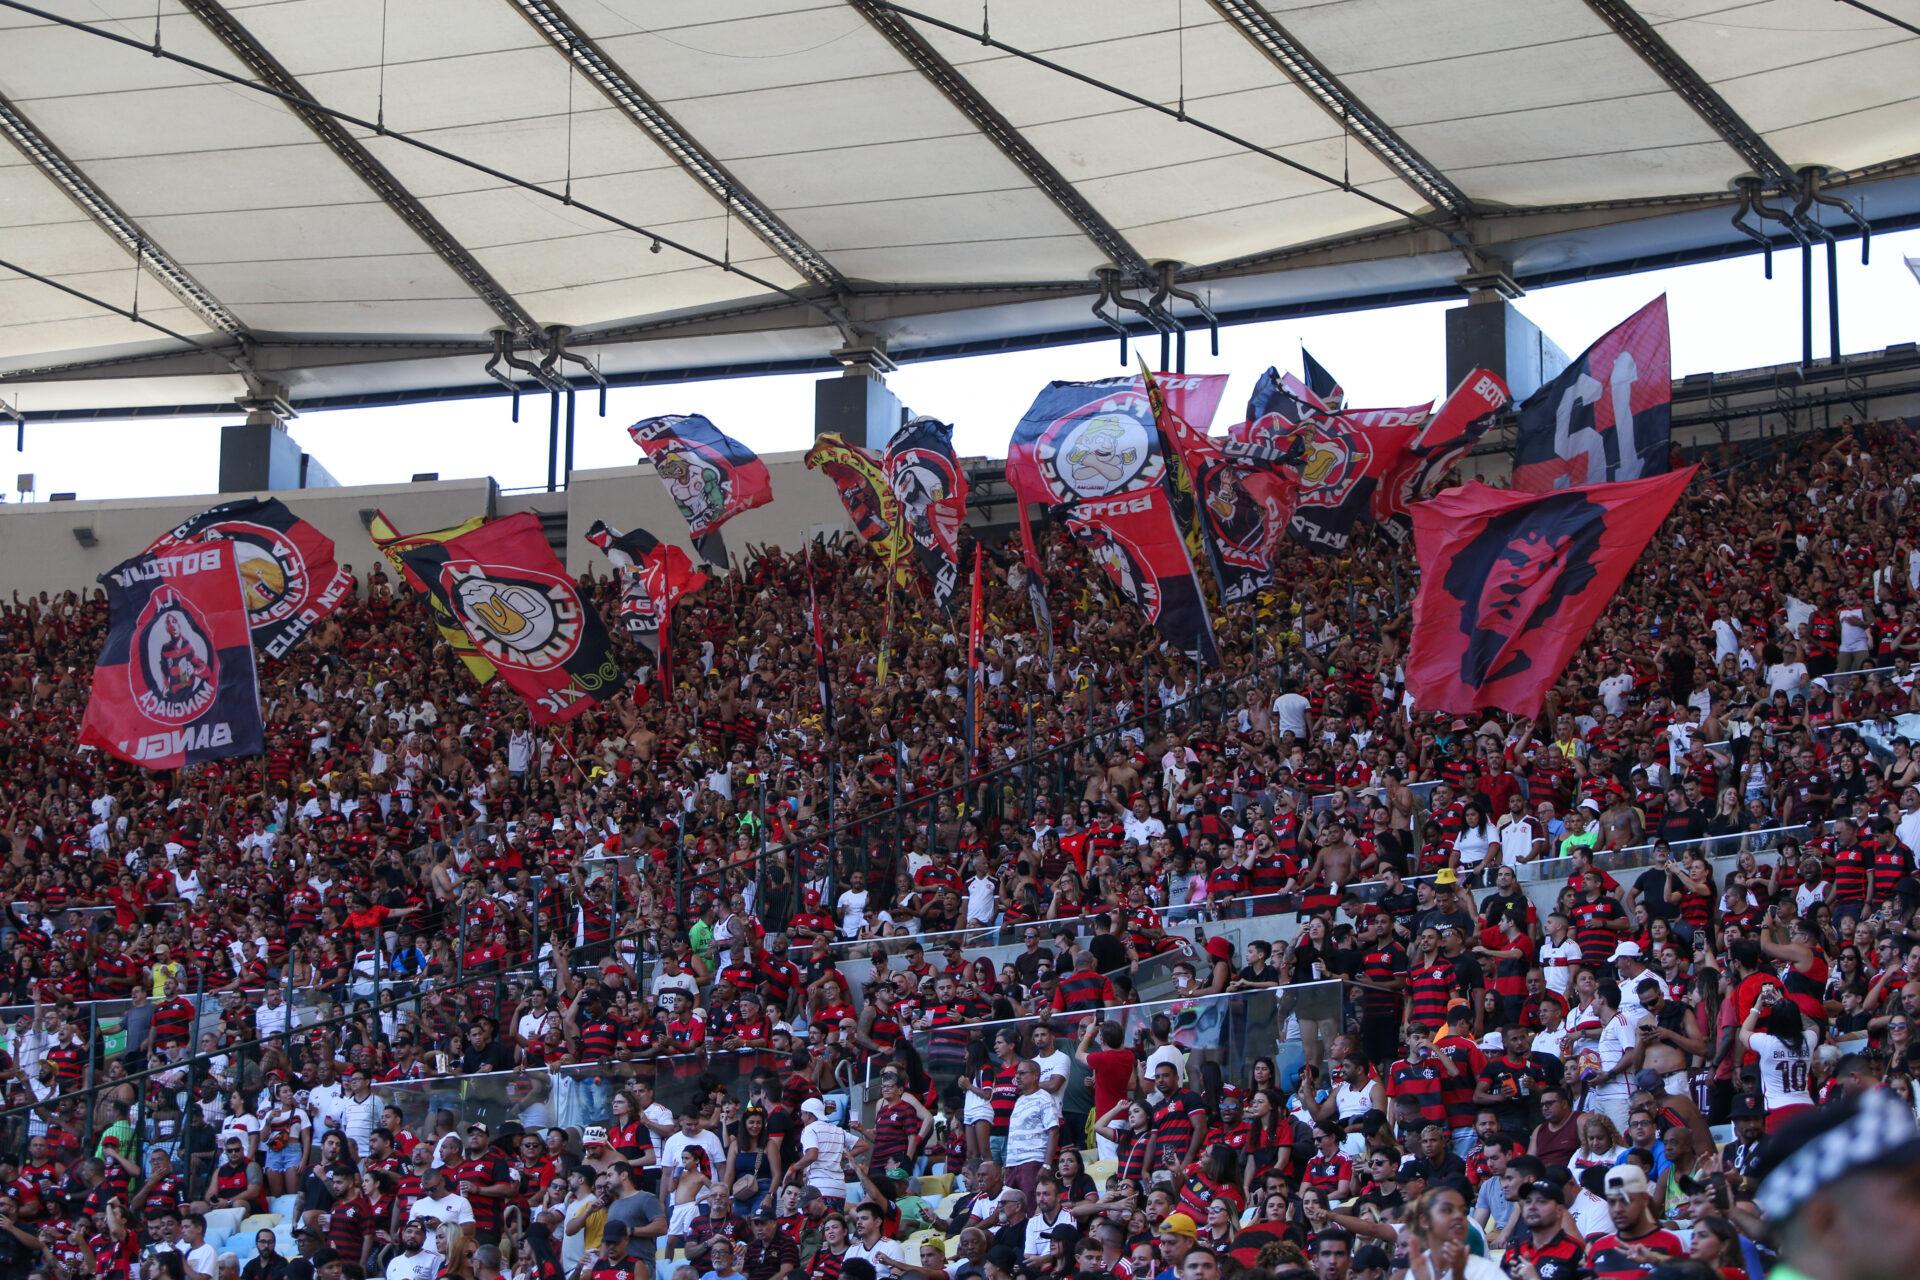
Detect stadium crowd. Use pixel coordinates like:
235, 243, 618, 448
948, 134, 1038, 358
0, 419, 1915, 1280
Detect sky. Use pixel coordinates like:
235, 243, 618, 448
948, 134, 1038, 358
8, 228, 1920, 502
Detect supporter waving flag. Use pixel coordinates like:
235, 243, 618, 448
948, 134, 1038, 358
1513, 294, 1671, 491
1407, 466, 1695, 716
366, 510, 497, 686
883, 414, 970, 614
402, 513, 625, 724
147, 497, 352, 659
1008, 376, 1220, 666
80, 541, 264, 769
804, 431, 911, 578
804, 539, 834, 728
628, 413, 772, 569
583, 520, 707, 656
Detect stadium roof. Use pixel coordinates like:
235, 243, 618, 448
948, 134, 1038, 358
2, 0, 1918, 418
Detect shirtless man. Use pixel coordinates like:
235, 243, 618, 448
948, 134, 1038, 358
1597, 792, 1644, 851
1304, 820, 1360, 902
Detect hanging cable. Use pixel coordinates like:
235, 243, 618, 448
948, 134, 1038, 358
375, 0, 388, 132
1832, 0, 1920, 39
563, 55, 575, 204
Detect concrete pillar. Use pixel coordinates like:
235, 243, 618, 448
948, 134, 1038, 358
1445, 286, 1569, 405
217, 383, 307, 493
814, 346, 905, 452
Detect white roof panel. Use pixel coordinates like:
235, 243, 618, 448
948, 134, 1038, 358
0, 0, 1915, 412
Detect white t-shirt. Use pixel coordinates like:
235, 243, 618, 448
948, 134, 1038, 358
836, 888, 871, 937
1838, 607, 1871, 653
1539, 938, 1582, 995
661, 1129, 727, 1188
1767, 661, 1808, 696
802, 1119, 852, 1200
1751, 1028, 1817, 1113
1004, 1090, 1057, 1167
1593, 1012, 1637, 1104
1031, 1050, 1072, 1108
1616, 970, 1670, 1022
186, 1244, 218, 1280
1598, 673, 1635, 716
386, 1251, 436, 1280
965, 876, 997, 925
843, 1237, 909, 1277
408, 1193, 473, 1229
1272, 693, 1311, 737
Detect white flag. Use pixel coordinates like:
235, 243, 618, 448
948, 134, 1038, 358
1908, 255, 1920, 286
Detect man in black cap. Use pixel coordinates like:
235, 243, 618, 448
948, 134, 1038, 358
1720, 1094, 1766, 1187
1751, 1089, 1920, 1280
741, 1205, 798, 1280
1348, 1244, 1389, 1280
1502, 1181, 1584, 1280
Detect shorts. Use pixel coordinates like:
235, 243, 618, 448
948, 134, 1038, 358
265, 1144, 304, 1173
668, 1201, 704, 1236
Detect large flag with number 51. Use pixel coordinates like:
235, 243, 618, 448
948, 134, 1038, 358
1512, 296, 1670, 492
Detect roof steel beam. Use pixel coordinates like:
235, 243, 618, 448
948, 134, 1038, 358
176, 0, 544, 341
1206, 0, 1474, 220
848, 0, 1154, 281
505, 0, 845, 292
1583, 0, 1796, 186
0, 90, 249, 339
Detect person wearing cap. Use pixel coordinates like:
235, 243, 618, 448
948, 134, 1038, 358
449, 1121, 516, 1245
1584, 1164, 1682, 1278
1348, 1243, 1389, 1280
1749, 1089, 1920, 1280
786, 1098, 854, 1210
740, 1204, 798, 1280
1608, 943, 1667, 1022
1501, 1180, 1583, 1280
1155, 1211, 1197, 1272
1719, 1095, 1766, 1186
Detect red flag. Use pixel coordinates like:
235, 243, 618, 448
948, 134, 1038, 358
1374, 368, 1511, 532
1513, 295, 1671, 491
148, 497, 353, 660
1407, 467, 1695, 717
80, 542, 264, 769
400, 513, 625, 724
629, 413, 773, 567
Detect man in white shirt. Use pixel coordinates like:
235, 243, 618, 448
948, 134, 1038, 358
407, 1165, 475, 1246
659, 1108, 727, 1199
1028, 1026, 1072, 1119
1002, 1061, 1058, 1202
1611, 943, 1669, 1021
1272, 687, 1311, 738
843, 1202, 918, 1277
1121, 798, 1164, 846
1495, 796, 1545, 865
791, 1099, 854, 1206
1538, 914, 1582, 998
384, 1220, 436, 1280
253, 988, 290, 1039
1022, 1176, 1074, 1257
1896, 786, 1920, 860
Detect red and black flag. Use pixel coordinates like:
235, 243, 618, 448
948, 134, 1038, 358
1008, 376, 1219, 666
1373, 367, 1512, 544
148, 497, 352, 660
629, 413, 773, 569
804, 432, 911, 577
1272, 415, 1420, 554
1302, 347, 1345, 410
80, 541, 264, 769
1245, 365, 1325, 423
1148, 371, 1285, 605
1406, 466, 1695, 717
884, 414, 969, 615
402, 513, 625, 725
583, 520, 707, 657
803, 540, 833, 729
1513, 295, 1671, 492
366, 511, 497, 687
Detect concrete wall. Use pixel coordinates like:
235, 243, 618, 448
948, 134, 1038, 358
0, 477, 497, 597
563, 449, 862, 579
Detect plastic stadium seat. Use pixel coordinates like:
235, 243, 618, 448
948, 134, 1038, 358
1087, 1160, 1117, 1182
912, 1174, 953, 1197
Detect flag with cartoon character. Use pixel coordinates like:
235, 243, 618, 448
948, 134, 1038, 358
628, 414, 773, 569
